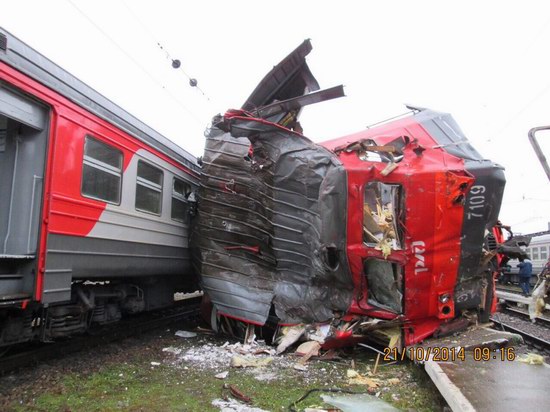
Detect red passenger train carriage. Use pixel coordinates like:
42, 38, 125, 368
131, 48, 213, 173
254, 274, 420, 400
0, 29, 200, 347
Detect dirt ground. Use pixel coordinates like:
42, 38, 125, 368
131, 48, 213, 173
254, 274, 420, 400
0, 325, 446, 412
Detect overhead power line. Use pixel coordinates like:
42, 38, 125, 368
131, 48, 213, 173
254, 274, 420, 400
486, 17, 550, 142
488, 82, 550, 142
119, 0, 210, 100
66, 0, 204, 125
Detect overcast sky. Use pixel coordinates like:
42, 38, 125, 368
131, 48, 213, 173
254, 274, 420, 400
2, 0, 549, 234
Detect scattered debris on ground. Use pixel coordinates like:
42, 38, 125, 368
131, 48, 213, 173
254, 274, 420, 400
0, 328, 446, 411
517, 353, 545, 365
215, 371, 229, 379
170, 339, 282, 373
322, 392, 399, 412
346, 369, 380, 389
212, 398, 268, 412
230, 356, 273, 368
175, 330, 198, 338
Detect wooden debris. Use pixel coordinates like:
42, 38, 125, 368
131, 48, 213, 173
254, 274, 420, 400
373, 353, 381, 375
223, 383, 252, 404
346, 369, 381, 388
296, 341, 321, 357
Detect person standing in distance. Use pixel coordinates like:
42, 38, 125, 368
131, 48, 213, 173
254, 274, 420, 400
517, 256, 533, 296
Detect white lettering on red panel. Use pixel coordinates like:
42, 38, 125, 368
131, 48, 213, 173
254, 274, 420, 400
412, 241, 429, 275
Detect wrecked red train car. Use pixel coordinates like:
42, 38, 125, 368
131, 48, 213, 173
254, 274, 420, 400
192, 40, 506, 347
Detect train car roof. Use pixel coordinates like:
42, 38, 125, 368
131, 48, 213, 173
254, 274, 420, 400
527, 233, 550, 244
0, 28, 199, 173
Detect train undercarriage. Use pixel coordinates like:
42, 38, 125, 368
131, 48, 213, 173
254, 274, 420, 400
0, 276, 191, 348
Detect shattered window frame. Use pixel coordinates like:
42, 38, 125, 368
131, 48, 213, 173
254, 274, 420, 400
362, 182, 403, 255
171, 177, 191, 223
363, 258, 403, 313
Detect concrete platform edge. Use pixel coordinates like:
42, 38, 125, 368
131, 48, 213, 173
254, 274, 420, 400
424, 359, 476, 412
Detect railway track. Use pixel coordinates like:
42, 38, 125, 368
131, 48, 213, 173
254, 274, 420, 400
496, 284, 524, 294
502, 306, 550, 328
491, 316, 550, 354
0, 298, 201, 374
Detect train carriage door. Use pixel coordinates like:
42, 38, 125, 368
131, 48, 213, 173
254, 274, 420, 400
0, 83, 49, 302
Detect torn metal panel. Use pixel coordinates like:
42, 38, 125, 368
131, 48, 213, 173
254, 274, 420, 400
242, 39, 320, 112
497, 235, 531, 259
193, 113, 353, 325
252, 85, 345, 123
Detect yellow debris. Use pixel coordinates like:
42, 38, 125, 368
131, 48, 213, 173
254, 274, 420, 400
529, 279, 547, 320
346, 369, 381, 388
517, 353, 545, 365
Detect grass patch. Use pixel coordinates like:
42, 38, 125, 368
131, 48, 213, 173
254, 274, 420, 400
4, 334, 446, 411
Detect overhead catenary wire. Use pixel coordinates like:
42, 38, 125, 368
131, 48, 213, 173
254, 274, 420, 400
509, 216, 546, 227
119, 0, 210, 100
485, 16, 550, 143
478, 18, 550, 233
487, 82, 550, 142
502, 197, 550, 205
65, 0, 204, 126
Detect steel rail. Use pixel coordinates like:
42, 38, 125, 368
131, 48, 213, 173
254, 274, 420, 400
502, 307, 550, 328
491, 317, 550, 353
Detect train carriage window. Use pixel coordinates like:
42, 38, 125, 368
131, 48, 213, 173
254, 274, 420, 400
171, 178, 191, 223
540, 246, 548, 261
82, 137, 123, 204
135, 161, 163, 215
532, 247, 539, 261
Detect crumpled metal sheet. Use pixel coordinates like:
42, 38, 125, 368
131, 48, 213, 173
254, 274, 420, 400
498, 235, 531, 259
192, 114, 353, 325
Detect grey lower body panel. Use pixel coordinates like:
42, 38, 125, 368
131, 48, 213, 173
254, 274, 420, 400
202, 275, 274, 324
43, 234, 191, 304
